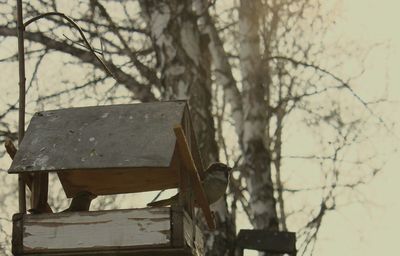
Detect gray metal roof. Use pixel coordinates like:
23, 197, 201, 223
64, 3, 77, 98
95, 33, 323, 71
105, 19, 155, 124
9, 101, 189, 173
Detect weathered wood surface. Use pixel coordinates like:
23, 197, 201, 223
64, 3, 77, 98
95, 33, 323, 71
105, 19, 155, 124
14, 248, 194, 256
174, 125, 215, 230
171, 205, 184, 248
9, 101, 203, 173
13, 207, 204, 256
8, 101, 207, 199
183, 210, 204, 256
171, 206, 204, 256
19, 208, 171, 254
58, 165, 180, 197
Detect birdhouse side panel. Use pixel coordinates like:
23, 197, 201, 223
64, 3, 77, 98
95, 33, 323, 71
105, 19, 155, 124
17, 208, 171, 254
182, 210, 204, 256
58, 166, 180, 197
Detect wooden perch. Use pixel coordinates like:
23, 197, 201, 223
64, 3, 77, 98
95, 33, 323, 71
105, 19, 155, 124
173, 125, 215, 230
4, 139, 52, 213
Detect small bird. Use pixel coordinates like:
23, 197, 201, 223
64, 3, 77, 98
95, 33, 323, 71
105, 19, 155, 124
147, 162, 232, 207
62, 191, 97, 212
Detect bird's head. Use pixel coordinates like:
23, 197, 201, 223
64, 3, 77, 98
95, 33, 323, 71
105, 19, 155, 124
207, 162, 232, 178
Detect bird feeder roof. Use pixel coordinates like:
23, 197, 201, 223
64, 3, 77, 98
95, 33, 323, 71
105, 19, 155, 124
8, 101, 202, 174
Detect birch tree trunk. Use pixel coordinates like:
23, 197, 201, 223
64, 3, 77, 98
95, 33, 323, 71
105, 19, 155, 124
194, 0, 244, 140
239, 0, 279, 231
139, 1, 235, 254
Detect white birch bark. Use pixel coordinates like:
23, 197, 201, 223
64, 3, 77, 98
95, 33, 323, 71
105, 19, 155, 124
239, 0, 278, 230
139, 0, 217, 161
140, 1, 230, 255
193, 2, 238, 255
194, 0, 244, 139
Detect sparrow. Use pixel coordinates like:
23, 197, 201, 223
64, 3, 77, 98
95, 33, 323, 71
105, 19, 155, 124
147, 162, 232, 207
62, 191, 97, 212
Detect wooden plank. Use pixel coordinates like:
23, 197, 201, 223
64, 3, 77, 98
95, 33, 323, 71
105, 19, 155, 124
21, 208, 171, 254
183, 211, 204, 256
177, 146, 194, 216
30, 172, 49, 213
171, 205, 184, 248
12, 248, 193, 256
173, 125, 215, 230
236, 229, 296, 254
12, 213, 23, 256
171, 207, 204, 256
58, 166, 180, 197
182, 106, 205, 179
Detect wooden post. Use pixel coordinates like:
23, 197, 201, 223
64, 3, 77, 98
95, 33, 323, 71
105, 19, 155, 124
30, 173, 49, 213
16, 0, 26, 214
171, 205, 184, 248
12, 213, 24, 255
173, 125, 215, 230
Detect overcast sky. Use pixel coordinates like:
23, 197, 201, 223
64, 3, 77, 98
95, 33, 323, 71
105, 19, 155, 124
310, 1, 400, 255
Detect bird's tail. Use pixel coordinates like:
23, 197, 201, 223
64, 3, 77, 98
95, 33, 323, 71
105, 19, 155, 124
147, 194, 178, 207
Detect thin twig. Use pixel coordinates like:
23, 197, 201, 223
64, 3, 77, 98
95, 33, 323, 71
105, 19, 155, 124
62, 34, 103, 55
266, 55, 396, 137
24, 12, 114, 78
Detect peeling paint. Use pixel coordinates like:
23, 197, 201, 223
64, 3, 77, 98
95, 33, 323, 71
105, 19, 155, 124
23, 209, 171, 251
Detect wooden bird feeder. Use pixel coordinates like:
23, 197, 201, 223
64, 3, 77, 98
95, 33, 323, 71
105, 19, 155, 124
9, 101, 203, 197
9, 101, 214, 255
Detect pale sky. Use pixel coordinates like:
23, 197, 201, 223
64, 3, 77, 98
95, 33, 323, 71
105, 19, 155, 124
309, 1, 400, 255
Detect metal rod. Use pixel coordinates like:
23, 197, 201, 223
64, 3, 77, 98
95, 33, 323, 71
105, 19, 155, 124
16, 0, 26, 214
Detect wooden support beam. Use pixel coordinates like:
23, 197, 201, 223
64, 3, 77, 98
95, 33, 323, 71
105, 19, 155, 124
173, 125, 215, 230
171, 205, 184, 248
30, 172, 49, 213
5, 139, 52, 213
